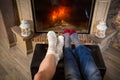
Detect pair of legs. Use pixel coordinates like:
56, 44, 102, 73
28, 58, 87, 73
34, 31, 64, 80
34, 30, 102, 80
63, 30, 102, 80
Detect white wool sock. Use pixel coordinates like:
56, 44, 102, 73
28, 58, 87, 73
56, 35, 64, 64
46, 31, 57, 56
46, 31, 64, 65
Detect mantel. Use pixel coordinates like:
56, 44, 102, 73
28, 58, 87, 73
11, 26, 34, 41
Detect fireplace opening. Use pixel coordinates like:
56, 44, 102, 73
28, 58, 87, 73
31, 0, 96, 33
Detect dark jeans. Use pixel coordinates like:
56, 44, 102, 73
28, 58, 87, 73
64, 45, 102, 80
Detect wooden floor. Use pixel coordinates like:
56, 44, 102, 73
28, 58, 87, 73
0, 41, 33, 80
103, 47, 120, 80
0, 41, 120, 80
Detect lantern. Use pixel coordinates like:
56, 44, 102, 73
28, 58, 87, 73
20, 20, 31, 37
95, 21, 107, 38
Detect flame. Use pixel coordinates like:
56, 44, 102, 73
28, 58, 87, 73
51, 6, 68, 22
58, 7, 65, 18
52, 11, 58, 21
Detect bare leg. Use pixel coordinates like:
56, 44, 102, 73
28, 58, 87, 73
34, 54, 57, 80
34, 31, 64, 80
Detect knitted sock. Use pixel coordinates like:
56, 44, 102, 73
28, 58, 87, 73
46, 31, 57, 56
70, 30, 82, 47
63, 29, 71, 48
56, 35, 64, 63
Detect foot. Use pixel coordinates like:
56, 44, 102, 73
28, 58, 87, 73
57, 35, 64, 60
70, 30, 82, 47
47, 31, 57, 55
70, 30, 76, 35
63, 29, 71, 48
62, 29, 70, 34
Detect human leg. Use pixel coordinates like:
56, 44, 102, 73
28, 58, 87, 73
74, 46, 102, 80
34, 54, 57, 80
34, 31, 64, 80
70, 30, 102, 80
63, 30, 82, 80
64, 48, 83, 80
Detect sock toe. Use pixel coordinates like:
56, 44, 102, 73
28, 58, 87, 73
47, 31, 57, 53
70, 30, 76, 35
62, 29, 70, 34
47, 31, 57, 38
47, 31, 57, 43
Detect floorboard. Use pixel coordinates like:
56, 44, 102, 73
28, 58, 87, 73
0, 41, 120, 80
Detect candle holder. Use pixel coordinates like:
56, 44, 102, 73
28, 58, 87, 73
20, 20, 31, 37
95, 21, 107, 38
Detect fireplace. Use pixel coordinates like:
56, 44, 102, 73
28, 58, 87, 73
16, 0, 111, 34
31, 0, 96, 33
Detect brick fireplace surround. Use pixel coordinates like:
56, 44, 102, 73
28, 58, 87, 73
12, 0, 117, 55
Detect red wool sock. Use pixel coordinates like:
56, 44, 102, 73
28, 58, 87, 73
62, 29, 70, 34
70, 30, 76, 35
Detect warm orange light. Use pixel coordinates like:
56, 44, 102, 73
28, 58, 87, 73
58, 7, 65, 18
52, 11, 58, 21
51, 6, 68, 22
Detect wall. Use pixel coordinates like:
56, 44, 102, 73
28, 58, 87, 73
91, 0, 111, 33
16, 0, 32, 20
0, 0, 20, 47
0, 10, 9, 47
106, 0, 120, 28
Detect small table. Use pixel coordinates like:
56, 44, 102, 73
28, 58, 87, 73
11, 26, 33, 55
30, 44, 106, 80
90, 28, 117, 52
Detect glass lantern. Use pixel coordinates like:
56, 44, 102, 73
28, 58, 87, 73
95, 21, 107, 38
20, 20, 31, 37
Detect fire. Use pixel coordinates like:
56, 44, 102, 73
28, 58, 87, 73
51, 6, 69, 22
58, 7, 65, 17
52, 11, 58, 21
